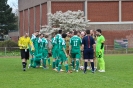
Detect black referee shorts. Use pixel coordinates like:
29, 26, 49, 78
20, 49, 29, 60
83, 49, 94, 59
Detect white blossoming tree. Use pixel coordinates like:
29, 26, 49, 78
40, 10, 90, 35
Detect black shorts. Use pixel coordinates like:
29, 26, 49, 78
83, 49, 94, 59
20, 49, 29, 60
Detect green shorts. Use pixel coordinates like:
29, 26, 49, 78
71, 52, 81, 59
52, 50, 57, 59
59, 51, 68, 62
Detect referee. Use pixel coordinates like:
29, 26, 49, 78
18, 33, 34, 71
82, 30, 96, 73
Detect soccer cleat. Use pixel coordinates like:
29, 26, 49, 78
76, 70, 79, 72
28, 64, 31, 69
66, 70, 72, 73
83, 70, 86, 74
53, 68, 58, 71
43, 66, 49, 69
40, 65, 43, 68
72, 69, 75, 71
98, 70, 105, 72
60, 69, 64, 72
91, 70, 95, 73
94, 67, 97, 71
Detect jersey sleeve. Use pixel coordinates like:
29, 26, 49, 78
92, 37, 95, 45
31, 34, 36, 41
69, 38, 72, 45
100, 36, 105, 43
79, 37, 82, 45
82, 37, 85, 45
18, 37, 22, 46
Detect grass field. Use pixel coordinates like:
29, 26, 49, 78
0, 54, 133, 88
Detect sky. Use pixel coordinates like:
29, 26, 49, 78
7, 0, 18, 9
7, 0, 18, 13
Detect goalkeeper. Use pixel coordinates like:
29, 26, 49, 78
96, 29, 105, 72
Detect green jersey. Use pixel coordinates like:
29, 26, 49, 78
59, 38, 66, 51
70, 35, 82, 53
96, 35, 105, 52
43, 38, 48, 50
31, 34, 39, 55
38, 37, 45, 53
52, 37, 58, 52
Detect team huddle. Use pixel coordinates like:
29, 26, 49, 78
18, 29, 105, 73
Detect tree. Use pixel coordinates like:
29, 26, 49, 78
40, 10, 90, 35
0, 0, 17, 35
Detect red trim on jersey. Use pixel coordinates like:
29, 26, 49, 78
88, 36, 90, 48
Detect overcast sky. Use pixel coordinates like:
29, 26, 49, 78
7, 0, 18, 9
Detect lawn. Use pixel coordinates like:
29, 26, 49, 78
0, 54, 133, 88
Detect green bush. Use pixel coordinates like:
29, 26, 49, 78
0, 40, 18, 47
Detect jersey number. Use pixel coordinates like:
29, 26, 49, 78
74, 41, 77, 46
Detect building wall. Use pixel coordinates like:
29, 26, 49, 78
88, 1, 119, 22
29, 7, 34, 36
18, 0, 133, 46
35, 5, 41, 31
19, 11, 23, 36
51, 2, 84, 13
42, 3, 47, 25
122, 1, 133, 21
24, 9, 29, 33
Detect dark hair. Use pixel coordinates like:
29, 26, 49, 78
96, 29, 102, 33
58, 30, 62, 34
45, 35, 48, 38
74, 31, 77, 35
86, 30, 90, 34
36, 31, 39, 32
69, 31, 73, 34
62, 33, 67, 38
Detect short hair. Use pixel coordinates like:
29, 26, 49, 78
96, 29, 102, 33
74, 31, 78, 35
58, 30, 62, 34
62, 33, 67, 38
36, 31, 39, 32
69, 31, 73, 34
86, 30, 90, 34
45, 35, 48, 38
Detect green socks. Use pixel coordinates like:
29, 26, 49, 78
52, 61, 55, 69
48, 58, 50, 65
76, 60, 79, 70
43, 58, 47, 67
65, 64, 69, 72
72, 60, 75, 69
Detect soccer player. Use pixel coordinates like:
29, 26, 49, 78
82, 30, 95, 73
69, 31, 82, 72
28, 31, 39, 68
18, 32, 34, 71
51, 33, 58, 70
96, 29, 105, 72
90, 30, 97, 70
55, 30, 62, 70
42, 35, 49, 69
58, 33, 70, 73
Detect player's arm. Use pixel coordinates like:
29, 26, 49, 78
69, 39, 71, 55
81, 37, 85, 51
63, 47, 68, 57
18, 37, 24, 47
100, 36, 105, 50
29, 38, 35, 51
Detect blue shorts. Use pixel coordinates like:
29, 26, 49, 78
83, 49, 94, 59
